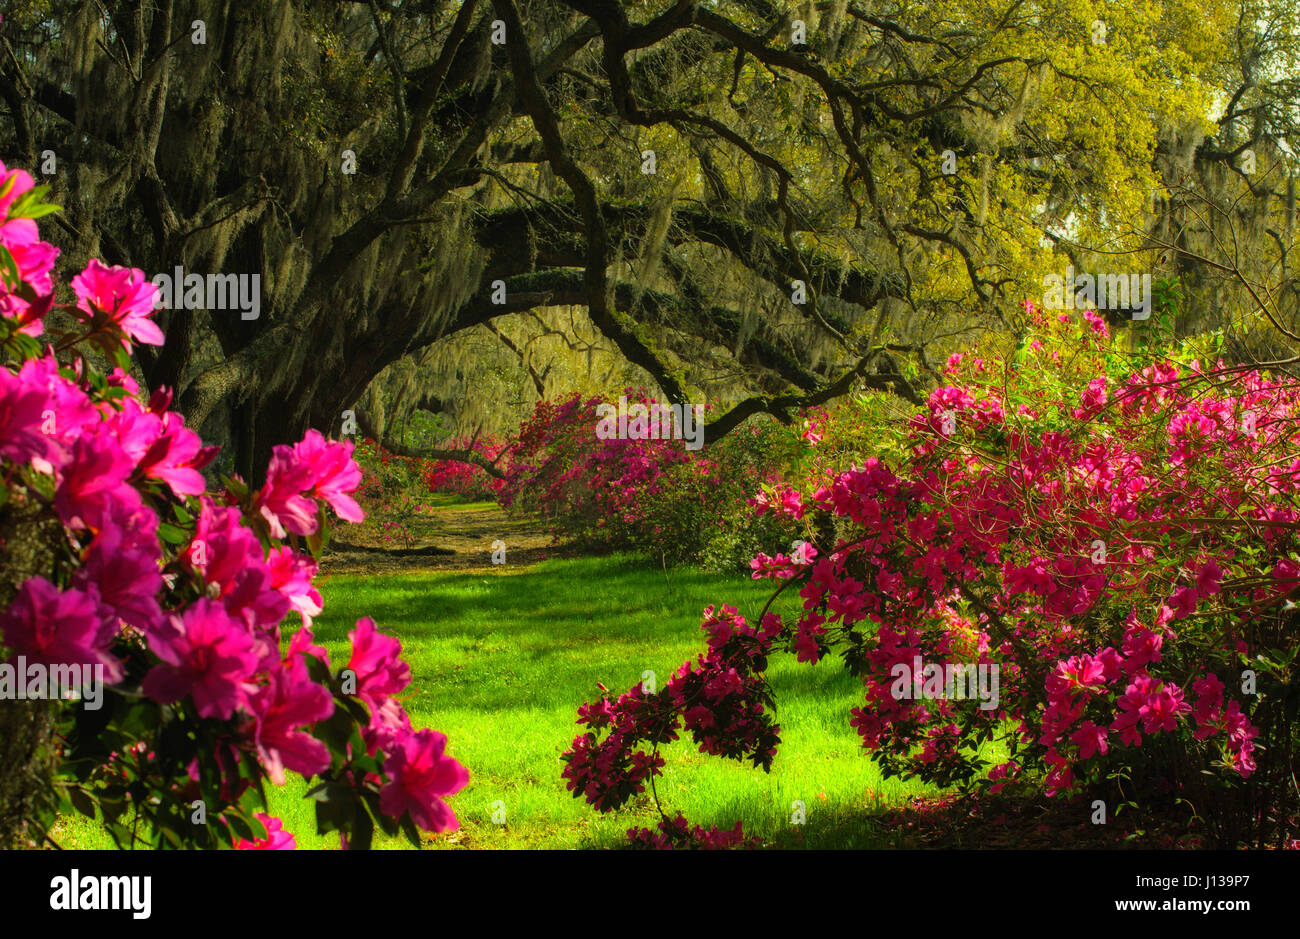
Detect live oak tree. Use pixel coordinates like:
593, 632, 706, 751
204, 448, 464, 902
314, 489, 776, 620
1144, 0, 1300, 355
0, 0, 1244, 478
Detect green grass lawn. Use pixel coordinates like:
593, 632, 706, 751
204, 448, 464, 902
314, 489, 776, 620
53, 553, 944, 849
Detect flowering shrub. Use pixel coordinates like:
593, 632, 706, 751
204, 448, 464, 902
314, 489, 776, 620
0, 163, 466, 849
348, 437, 437, 547
627, 813, 759, 849
563, 304, 1300, 848
422, 434, 506, 501
499, 391, 799, 566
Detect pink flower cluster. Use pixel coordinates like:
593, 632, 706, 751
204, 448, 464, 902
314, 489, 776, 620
627, 813, 758, 849
422, 434, 507, 500
561, 604, 782, 813
0, 166, 466, 849
565, 301, 1286, 835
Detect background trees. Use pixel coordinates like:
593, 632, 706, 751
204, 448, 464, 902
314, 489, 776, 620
1, 1, 1292, 477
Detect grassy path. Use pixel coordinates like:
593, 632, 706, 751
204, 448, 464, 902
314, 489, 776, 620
52, 502, 947, 849
286, 553, 940, 848
324, 495, 583, 574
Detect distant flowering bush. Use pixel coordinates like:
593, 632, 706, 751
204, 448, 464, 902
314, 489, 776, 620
422, 434, 506, 501
563, 302, 1300, 848
499, 390, 798, 566
0, 163, 466, 849
349, 437, 436, 546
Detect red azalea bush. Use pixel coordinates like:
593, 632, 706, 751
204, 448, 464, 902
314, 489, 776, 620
563, 304, 1300, 849
352, 437, 430, 512
627, 812, 760, 849
499, 390, 801, 567
422, 434, 506, 501
348, 437, 437, 547
0, 164, 466, 849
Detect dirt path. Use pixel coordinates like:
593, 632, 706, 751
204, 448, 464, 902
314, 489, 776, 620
320, 501, 582, 576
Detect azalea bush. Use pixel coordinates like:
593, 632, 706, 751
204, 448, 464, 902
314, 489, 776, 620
499, 391, 800, 567
348, 437, 437, 547
562, 305, 1300, 849
0, 163, 466, 849
422, 434, 506, 501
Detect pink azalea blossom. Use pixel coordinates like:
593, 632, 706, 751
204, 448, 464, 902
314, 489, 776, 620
363, 697, 412, 756
18, 354, 100, 453
71, 522, 163, 633
345, 617, 411, 708
69, 258, 163, 349
1070, 720, 1109, 759
268, 547, 324, 625
0, 161, 39, 245
379, 729, 469, 832
108, 398, 207, 497
244, 656, 334, 785
190, 499, 290, 630
0, 225, 59, 335
142, 598, 259, 720
233, 813, 297, 850
0, 578, 123, 683
258, 430, 365, 537
0, 364, 60, 466
53, 427, 138, 530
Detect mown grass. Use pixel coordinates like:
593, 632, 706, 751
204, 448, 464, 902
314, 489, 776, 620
53, 553, 944, 850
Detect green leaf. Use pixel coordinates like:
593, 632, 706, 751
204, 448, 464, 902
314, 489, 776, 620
100, 796, 127, 823
227, 812, 257, 843
5, 186, 61, 220
313, 785, 353, 835
68, 786, 97, 820
111, 343, 131, 372
351, 803, 375, 850
157, 522, 189, 544
400, 813, 422, 849
0, 244, 19, 288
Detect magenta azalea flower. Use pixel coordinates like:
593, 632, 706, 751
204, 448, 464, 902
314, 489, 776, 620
268, 546, 323, 626
69, 258, 163, 349
233, 813, 296, 850
258, 430, 364, 536
109, 398, 207, 497
18, 353, 101, 452
1070, 720, 1110, 759
284, 626, 330, 671
54, 427, 140, 530
297, 430, 364, 521
258, 447, 318, 537
0, 365, 59, 466
363, 697, 412, 756
189, 499, 290, 630
346, 617, 411, 709
0, 577, 123, 683
0, 223, 59, 336
245, 656, 334, 785
142, 598, 259, 720
379, 729, 469, 832
71, 522, 163, 634
0, 161, 39, 246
